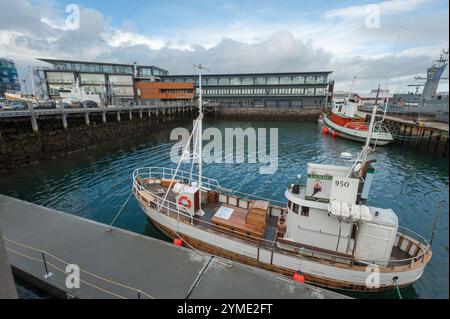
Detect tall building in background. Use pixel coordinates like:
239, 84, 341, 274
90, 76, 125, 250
0, 58, 20, 97
37, 58, 169, 105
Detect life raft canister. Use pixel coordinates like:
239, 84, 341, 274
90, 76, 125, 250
177, 195, 192, 209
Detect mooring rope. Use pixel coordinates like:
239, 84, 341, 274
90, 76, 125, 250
393, 277, 403, 299
107, 192, 133, 231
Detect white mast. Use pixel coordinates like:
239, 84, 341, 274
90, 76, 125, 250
362, 105, 377, 165
194, 64, 209, 212
347, 105, 377, 178
346, 76, 357, 105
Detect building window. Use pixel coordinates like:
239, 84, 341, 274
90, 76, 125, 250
112, 86, 134, 96
230, 77, 240, 85
139, 68, 153, 77
318, 75, 327, 84
306, 88, 315, 95
242, 77, 254, 85
267, 77, 279, 85
255, 77, 266, 85
315, 87, 325, 95
46, 72, 75, 84
293, 76, 304, 84
208, 78, 218, 85
80, 73, 106, 84
83, 85, 103, 94
306, 76, 315, 84
109, 75, 133, 85
280, 77, 291, 85
301, 206, 309, 217
219, 77, 229, 85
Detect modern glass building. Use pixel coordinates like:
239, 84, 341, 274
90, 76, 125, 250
160, 72, 332, 108
36, 58, 333, 108
37, 58, 168, 104
0, 58, 20, 96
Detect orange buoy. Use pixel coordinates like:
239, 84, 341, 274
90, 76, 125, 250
331, 131, 337, 137
322, 127, 329, 134
293, 272, 305, 283
173, 238, 183, 246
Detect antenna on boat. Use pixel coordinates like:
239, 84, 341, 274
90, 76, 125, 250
193, 64, 210, 212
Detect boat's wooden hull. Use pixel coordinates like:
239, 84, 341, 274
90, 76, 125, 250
140, 202, 431, 293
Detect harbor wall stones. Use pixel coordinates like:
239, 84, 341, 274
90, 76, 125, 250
0, 114, 189, 173
215, 107, 322, 121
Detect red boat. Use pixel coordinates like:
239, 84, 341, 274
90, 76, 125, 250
323, 96, 393, 146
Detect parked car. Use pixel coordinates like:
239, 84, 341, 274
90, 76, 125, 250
83, 100, 98, 108
11, 102, 27, 110
61, 102, 72, 109
72, 101, 83, 109
42, 101, 56, 109
34, 101, 56, 109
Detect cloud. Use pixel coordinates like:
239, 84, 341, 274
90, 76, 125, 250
0, 0, 448, 93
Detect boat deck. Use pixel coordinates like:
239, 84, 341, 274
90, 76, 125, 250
142, 181, 279, 245
390, 246, 411, 262
140, 180, 416, 266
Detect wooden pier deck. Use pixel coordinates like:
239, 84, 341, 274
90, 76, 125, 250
361, 112, 449, 156
0, 195, 347, 299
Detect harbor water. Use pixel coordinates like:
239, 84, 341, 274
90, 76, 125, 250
0, 119, 448, 299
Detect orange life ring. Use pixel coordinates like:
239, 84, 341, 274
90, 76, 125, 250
177, 195, 192, 209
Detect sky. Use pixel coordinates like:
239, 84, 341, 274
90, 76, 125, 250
0, 0, 449, 93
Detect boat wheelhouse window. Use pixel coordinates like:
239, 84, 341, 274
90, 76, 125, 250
288, 200, 292, 210
301, 206, 309, 217
292, 203, 299, 214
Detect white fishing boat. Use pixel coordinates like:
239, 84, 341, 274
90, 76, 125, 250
59, 79, 101, 106
132, 67, 431, 292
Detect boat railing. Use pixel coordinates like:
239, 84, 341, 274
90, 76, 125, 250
133, 167, 222, 190
133, 167, 286, 206
343, 120, 391, 134
132, 170, 430, 269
